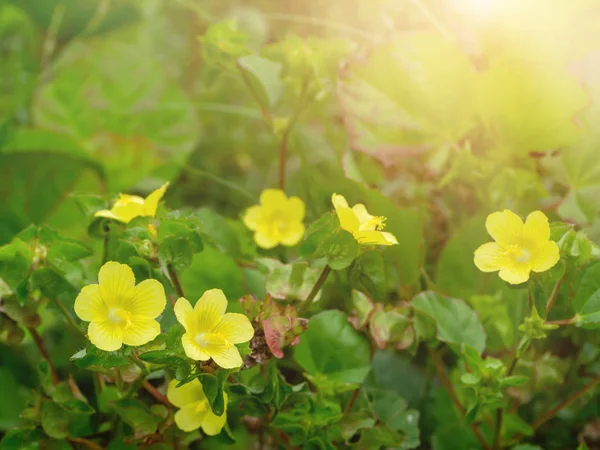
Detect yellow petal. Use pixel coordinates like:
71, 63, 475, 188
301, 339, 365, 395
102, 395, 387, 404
351, 204, 374, 227
284, 196, 305, 222
167, 379, 206, 408
201, 392, 228, 436
485, 210, 524, 245
174, 402, 206, 432
126, 279, 166, 318
280, 222, 305, 247
207, 344, 243, 369
174, 297, 196, 332
260, 189, 287, 209
98, 262, 135, 306
74, 284, 107, 322
474, 242, 507, 272
354, 230, 397, 246
143, 182, 169, 217
531, 241, 560, 273
122, 317, 161, 346
88, 321, 123, 351
498, 266, 531, 285
523, 210, 551, 242
195, 289, 228, 332
242, 205, 263, 231
94, 209, 126, 222
331, 193, 349, 210
335, 207, 360, 233
110, 195, 146, 223
213, 313, 254, 344
254, 231, 279, 249
182, 333, 211, 361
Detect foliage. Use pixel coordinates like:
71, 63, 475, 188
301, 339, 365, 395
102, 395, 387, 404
1, 0, 600, 449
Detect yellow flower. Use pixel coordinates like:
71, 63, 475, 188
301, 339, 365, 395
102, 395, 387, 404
331, 194, 398, 246
242, 189, 305, 249
174, 289, 254, 369
74, 262, 166, 351
474, 210, 560, 285
94, 182, 169, 224
167, 379, 227, 434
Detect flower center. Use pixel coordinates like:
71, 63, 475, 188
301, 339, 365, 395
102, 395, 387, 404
194, 400, 208, 413
515, 248, 531, 263
108, 308, 133, 326
361, 216, 386, 231
195, 332, 232, 349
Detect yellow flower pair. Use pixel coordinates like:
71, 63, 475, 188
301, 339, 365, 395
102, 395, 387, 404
243, 190, 399, 249
74, 263, 254, 368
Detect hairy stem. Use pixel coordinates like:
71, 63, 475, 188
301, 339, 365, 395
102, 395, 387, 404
545, 274, 565, 317
430, 348, 491, 450
494, 340, 522, 449
298, 265, 331, 315
51, 297, 85, 337
29, 327, 59, 385
167, 264, 184, 304
143, 380, 172, 407
344, 387, 361, 415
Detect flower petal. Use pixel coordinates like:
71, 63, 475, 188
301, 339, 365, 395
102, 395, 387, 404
182, 333, 211, 361
174, 297, 196, 332
254, 231, 279, 249
195, 289, 228, 332
122, 317, 161, 346
110, 195, 146, 223
201, 392, 228, 436
98, 262, 135, 306
354, 230, 397, 246
74, 284, 107, 322
523, 210, 551, 242
531, 241, 560, 273
174, 402, 206, 432
242, 205, 263, 231
331, 193, 349, 209
474, 242, 507, 272
284, 196, 305, 222
208, 344, 243, 369
498, 266, 531, 285
260, 189, 287, 209
143, 182, 169, 217
280, 222, 305, 247
351, 204, 374, 226
127, 279, 166, 318
88, 321, 123, 351
485, 210, 524, 245
213, 313, 254, 344
94, 209, 125, 222
335, 207, 360, 233
167, 379, 206, 408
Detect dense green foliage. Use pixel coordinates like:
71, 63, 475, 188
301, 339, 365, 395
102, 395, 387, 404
1, 0, 600, 449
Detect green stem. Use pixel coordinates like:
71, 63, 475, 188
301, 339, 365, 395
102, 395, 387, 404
494, 339, 524, 449
29, 327, 59, 385
298, 265, 331, 315
545, 273, 565, 317
236, 61, 273, 126
167, 264, 185, 301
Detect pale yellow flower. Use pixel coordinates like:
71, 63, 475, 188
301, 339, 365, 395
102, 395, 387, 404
474, 210, 560, 284
331, 194, 398, 246
174, 289, 254, 369
167, 379, 228, 434
94, 182, 169, 224
74, 262, 166, 351
242, 189, 305, 249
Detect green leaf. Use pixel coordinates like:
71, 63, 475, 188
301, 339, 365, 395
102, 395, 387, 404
469, 294, 515, 351
573, 260, 600, 311
348, 250, 385, 301
0, 239, 31, 291
41, 400, 70, 439
30, 268, 76, 299
195, 208, 243, 257
500, 376, 529, 387
70, 345, 130, 369
258, 258, 321, 301
138, 350, 184, 365
369, 308, 413, 350
237, 55, 284, 109
294, 310, 371, 385
314, 230, 358, 271
412, 291, 486, 354
159, 236, 194, 271
114, 399, 161, 436
575, 289, 600, 328
299, 212, 338, 259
